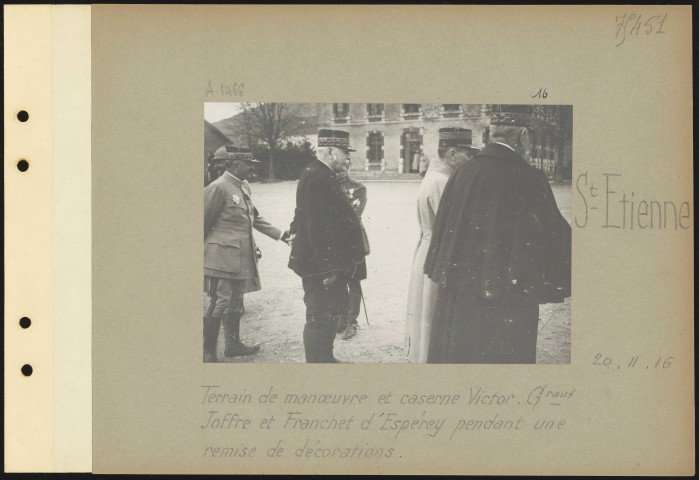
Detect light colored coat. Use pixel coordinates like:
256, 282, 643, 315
204, 171, 281, 292
405, 157, 453, 363
418, 155, 429, 174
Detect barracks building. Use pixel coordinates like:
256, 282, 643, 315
207, 104, 572, 182
318, 103, 572, 181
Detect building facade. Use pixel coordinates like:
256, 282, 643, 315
319, 103, 572, 180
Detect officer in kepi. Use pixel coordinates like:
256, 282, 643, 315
336, 157, 370, 340
287, 129, 366, 363
424, 113, 571, 364
203, 145, 291, 363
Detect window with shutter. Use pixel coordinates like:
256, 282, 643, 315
402, 104, 421, 119
366, 132, 384, 163
403, 104, 420, 114
333, 103, 349, 123
441, 104, 461, 118
401, 127, 423, 173
366, 103, 384, 120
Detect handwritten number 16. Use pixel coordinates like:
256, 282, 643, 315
532, 88, 548, 99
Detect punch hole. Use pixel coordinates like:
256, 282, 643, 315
19, 317, 31, 329
16, 110, 29, 122
17, 159, 29, 172
21, 364, 33, 376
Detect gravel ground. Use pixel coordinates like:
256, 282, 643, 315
211, 180, 571, 364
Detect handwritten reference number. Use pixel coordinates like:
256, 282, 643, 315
615, 13, 667, 47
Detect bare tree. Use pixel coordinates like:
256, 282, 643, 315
239, 103, 305, 180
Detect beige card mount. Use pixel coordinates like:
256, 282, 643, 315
3, 4, 694, 475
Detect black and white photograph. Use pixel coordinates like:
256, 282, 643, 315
203, 103, 572, 364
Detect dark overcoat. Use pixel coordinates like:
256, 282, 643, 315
288, 160, 366, 280
423, 143, 571, 363
424, 143, 571, 306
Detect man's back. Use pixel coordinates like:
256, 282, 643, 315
426, 143, 571, 304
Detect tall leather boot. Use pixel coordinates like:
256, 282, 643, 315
223, 312, 260, 357
342, 281, 361, 339
336, 314, 347, 333
203, 316, 222, 363
322, 318, 341, 363
341, 320, 358, 340
303, 322, 323, 363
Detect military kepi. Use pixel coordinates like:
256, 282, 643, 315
490, 107, 532, 128
213, 145, 261, 163
317, 129, 356, 152
438, 127, 479, 153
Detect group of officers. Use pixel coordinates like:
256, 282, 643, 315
204, 113, 571, 364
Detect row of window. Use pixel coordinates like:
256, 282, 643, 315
362, 131, 558, 164
333, 103, 462, 122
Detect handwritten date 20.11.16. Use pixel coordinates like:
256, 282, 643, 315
592, 353, 673, 370
615, 13, 667, 47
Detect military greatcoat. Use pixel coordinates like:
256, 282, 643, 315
288, 160, 366, 280
424, 143, 572, 363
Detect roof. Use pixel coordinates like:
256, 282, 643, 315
205, 120, 232, 145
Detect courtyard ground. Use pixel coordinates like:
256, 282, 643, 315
212, 180, 571, 364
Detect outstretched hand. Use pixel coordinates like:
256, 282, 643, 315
281, 230, 295, 247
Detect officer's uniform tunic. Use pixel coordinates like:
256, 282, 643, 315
204, 172, 281, 319
338, 175, 369, 328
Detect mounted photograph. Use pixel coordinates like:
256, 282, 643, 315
203, 103, 572, 364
